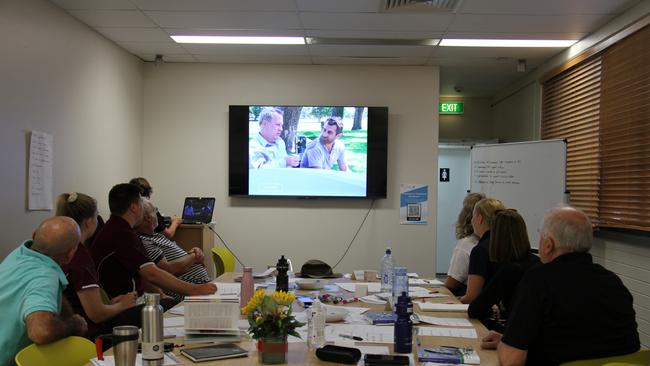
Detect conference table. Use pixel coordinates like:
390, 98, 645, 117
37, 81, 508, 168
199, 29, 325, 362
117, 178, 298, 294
93, 273, 498, 365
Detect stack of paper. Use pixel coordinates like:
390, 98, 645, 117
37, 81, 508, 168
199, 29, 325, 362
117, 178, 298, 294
183, 295, 241, 343
417, 302, 469, 312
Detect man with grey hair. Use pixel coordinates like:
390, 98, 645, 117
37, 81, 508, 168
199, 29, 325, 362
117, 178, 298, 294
249, 107, 299, 169
0, 217, 88, 365
481, 206, 639, 366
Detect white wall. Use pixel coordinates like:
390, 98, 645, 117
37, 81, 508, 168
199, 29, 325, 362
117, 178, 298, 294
492, 82, 540, 142
0, 0, 143, 259
142, 64, 439, 275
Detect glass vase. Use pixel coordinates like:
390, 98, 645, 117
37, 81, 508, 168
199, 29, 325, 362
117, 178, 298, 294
257, 336, 288, 364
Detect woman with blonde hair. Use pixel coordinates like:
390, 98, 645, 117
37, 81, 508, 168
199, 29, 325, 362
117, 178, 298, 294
56, 192, 138, 339
460, 197, 506, 304
444, 192, 485, 295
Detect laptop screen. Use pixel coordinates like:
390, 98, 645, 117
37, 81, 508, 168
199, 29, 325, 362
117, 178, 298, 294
181, 197, 215, 224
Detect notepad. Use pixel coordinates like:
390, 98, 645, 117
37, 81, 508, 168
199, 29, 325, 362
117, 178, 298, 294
180, 343, 248, 362
417, 302, 469, 312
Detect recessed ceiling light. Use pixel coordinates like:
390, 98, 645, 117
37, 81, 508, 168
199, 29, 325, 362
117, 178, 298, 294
171, 36, 305, 45
439, 39, 577, 47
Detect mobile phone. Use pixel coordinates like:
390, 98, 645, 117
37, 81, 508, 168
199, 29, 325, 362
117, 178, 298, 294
297, 296, 313, 308
364, 354, 410, 366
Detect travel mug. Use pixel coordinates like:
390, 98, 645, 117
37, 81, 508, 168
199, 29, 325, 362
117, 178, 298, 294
111, 325, 139, 366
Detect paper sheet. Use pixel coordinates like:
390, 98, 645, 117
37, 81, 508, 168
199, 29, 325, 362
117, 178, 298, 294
417, 327, 477, 339
336, 282, 381, 293
163, 316, 184, 327
163, 326, 185, 338
214, 282, 241, 295
168, 305, 184, 315
27, 131, 53, 210
417, 303, 469, 312
325, 324, 395, 344
416, 315, 473, 327
409, 279, 444, 286
91, 353, 181, 366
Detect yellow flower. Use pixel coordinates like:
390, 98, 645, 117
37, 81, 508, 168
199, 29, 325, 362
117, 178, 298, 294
271, 291, 296, 306
241, 289, 266, 315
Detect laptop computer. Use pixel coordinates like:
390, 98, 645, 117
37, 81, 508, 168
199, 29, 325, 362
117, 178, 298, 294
181, 197, 215, 224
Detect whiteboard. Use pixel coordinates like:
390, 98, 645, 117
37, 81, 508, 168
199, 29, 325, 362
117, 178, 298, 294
470, 140, 567, 248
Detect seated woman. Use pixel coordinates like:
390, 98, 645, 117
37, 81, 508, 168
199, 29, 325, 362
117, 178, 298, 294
56, 192, 139, 339
467, 209, 540, 332
460, 197, 506, 304
445, 192, 485, 296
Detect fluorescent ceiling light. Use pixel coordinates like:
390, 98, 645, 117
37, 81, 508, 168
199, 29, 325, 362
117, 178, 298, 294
171, 35, 305, 45
439, 39, 577, 47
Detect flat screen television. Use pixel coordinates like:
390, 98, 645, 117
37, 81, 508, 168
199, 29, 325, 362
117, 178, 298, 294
229, 105, 388, 198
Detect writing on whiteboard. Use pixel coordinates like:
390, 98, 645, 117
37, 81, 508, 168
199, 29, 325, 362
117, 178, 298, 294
472, 159, 522, 185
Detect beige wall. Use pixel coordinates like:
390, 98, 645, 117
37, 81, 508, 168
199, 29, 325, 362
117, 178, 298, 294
492, 82, 540, 142
142, 64, 439, 275
439, 97, 496, 141
0, 0, 143, 258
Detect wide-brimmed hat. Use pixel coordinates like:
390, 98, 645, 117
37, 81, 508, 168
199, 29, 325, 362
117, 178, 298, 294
295, 259, 342, 278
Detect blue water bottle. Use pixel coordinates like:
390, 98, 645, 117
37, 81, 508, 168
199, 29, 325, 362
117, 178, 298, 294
394, 291, 413, 353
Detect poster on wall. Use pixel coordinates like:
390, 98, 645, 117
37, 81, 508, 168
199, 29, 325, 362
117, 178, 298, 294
400, 184, 428, 225
28, 131, 53, 211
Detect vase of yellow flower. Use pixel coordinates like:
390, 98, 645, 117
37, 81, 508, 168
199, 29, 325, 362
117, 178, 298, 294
241, 290, 305, 364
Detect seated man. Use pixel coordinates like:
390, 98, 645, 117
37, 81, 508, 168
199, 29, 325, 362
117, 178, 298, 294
91, 183, 216, 301
249, 107, 299, 169
0, 217, 87, 365
300, 117, 348, 171
136, 199, 211, 301
482, 206, 639, 366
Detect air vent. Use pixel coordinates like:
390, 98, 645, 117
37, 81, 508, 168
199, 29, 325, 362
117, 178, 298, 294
382, 0, 461, 13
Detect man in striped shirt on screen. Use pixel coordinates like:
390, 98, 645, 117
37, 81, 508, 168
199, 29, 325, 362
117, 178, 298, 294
136, 199, 210, 301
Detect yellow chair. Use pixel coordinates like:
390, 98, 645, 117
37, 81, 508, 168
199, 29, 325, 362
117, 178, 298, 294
15, 336, 96, 366
561, 349, 650, 366
212, 247, 235, 277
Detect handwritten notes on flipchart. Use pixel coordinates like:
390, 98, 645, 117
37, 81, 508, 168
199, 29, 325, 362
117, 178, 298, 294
28, 131, 53, 210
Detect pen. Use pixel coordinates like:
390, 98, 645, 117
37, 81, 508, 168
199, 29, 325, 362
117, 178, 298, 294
339, 334, 363, 341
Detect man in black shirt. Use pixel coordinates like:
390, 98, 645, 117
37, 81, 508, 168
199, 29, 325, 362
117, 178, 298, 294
481, 206, 639, 366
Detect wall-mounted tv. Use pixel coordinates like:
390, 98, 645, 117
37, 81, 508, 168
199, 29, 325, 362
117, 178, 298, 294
229, 105, 388, 198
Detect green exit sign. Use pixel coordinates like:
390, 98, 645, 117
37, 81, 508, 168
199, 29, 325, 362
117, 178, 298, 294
439, 102, 464, 114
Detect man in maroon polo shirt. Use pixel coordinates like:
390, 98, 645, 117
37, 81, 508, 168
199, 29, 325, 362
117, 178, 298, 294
91, 183, 216, 300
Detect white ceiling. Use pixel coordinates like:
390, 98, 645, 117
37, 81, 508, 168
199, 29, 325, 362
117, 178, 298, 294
49, 0, 640, 97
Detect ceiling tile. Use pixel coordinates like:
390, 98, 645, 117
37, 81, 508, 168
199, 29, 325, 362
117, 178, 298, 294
182, 44, 310, 56
309, 44, 433, 58
49, 0, 136, 10
145, 11, 302, 29
194, 55, 311, 64
67, 10, 158, 27
116, 41, 189, 55
296, 0, 382, 12
311, 56, 427, 65
300, 12, 454, 31
95, 27, 172, 42
449, 13, 615, 33
132, 0, 297, 12
459, 0, 639, 15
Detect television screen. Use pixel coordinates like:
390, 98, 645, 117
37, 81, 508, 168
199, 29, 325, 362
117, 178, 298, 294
229, 105, 387, 198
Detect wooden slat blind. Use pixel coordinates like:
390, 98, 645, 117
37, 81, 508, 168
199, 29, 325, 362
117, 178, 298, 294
599, 26, 650, 231
542, 57, 602, 223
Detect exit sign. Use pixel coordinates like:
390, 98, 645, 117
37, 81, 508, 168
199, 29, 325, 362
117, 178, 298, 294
439, 102, 464, 114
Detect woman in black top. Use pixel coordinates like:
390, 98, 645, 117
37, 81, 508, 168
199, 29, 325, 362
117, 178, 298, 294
467, 209, 540, 332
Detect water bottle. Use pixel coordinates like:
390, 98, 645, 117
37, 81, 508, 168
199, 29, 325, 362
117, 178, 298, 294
276, 255, 289, 292
380, 248, 394, 293
393, 292, 413, 353
240, 267, 254, 307
308, 299, 325, 349
141, 293, 164, 365
392, 266, 409, 309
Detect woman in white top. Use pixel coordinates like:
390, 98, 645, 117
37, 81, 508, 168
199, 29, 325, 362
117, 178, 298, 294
445, 192, 485, 295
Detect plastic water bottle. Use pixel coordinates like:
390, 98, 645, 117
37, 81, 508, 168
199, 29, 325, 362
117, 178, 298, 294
380, 248, 394, 293
308, 299, 325, 349
240, 267, 254, 307
392, 266, 409, 309
393, 291, 413, 353
141, 293, 164, 365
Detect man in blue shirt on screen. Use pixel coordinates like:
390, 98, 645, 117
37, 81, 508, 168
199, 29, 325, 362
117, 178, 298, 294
300, 117, 348, 171
249, 107, 299, 169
